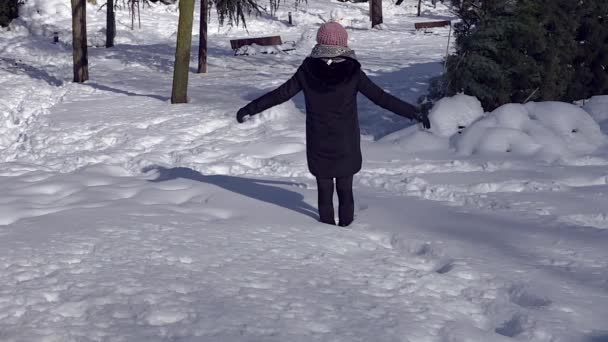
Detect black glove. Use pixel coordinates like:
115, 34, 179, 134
415, 112, 431, 129
236, 108, 248, 123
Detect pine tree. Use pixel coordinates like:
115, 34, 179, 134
567, 0, 608, 100
445, 0, 525, 109
440, 0, 603, 111
534, 0, 580, 101
0, 0, 20, 27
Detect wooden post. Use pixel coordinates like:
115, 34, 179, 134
417, 0, 422, 16
444, 23, 452, 72
171, 0, 195, 103
370, 0, 383, 28
71, 0, 89, 83
106, 0, 115, 48
197, 0, 208, 74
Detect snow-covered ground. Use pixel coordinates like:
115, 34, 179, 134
1, 0, 608, 341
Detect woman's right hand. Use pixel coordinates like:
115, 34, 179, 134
419, 114, 431, 129
414, 111, 431, 129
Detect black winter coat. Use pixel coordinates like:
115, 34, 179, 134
240, 57, 418, 178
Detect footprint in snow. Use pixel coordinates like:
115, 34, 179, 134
435, 260, 456, 275
508, 284, 552, 309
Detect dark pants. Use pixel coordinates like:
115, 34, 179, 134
316, 175, 354, 227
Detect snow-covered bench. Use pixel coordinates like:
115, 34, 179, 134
230, 36, 295, 56
414, 20, 451, 33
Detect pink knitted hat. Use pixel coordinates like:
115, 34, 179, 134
316, 22, 348, 47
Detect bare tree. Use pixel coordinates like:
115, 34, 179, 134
171, 0, 195, 103
106, 0, 116, 47
176, 0, 305, 100
370, 0, 382, 27
71, 0, 89, 82
197, 0, 208, 73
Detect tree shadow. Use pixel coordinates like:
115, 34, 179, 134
99, 42, 231, 74
86, 82, 169, 101
142, 165, 318, 220
587, 333, 608, 342
1, 57, 65, 87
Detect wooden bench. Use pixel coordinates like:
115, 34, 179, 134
414, 20, 451, 32
230, 36, 295, 56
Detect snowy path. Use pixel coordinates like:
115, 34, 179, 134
1, 0, 608, 341
1, 165, 607, 341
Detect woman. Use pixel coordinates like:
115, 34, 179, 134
236, 21, 431, 227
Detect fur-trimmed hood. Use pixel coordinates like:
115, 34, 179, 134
301, 57, 361, 91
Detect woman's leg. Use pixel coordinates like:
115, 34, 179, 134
316, 177, 336, 225
336, 175, 354, 227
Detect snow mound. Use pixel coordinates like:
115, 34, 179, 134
380, 125, 449, 152
584, 95, 608, 123
19, 0, 72, 23
17, 0, 72, 36
428, 94, 484, 137
455, 102, 606, 159
525, 101, 605, 154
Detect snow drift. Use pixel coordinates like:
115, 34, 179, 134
386, 94, 606, 160
456, 101, 605, 159
584, 95, 608, 124
427, 93, 485, 137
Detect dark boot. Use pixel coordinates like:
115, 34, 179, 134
336, 175, 354, 227
316, 177, 335, 225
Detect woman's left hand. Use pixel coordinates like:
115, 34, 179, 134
236, 108, 248, 123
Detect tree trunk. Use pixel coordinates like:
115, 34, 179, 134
370, 0, 383, 27
417, 0, 422, 16
71, 0, 89, 83
197, 0, 208, 73
171, 0, 195, 104
132, 1, 136, 29
106, 0, 115, 48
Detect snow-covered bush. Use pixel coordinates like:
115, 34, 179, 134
460, 127, 542, 155
380, 125, 449, 152
584, 96, 608, 124
236, 43, 295, 56
388, 94, 607, 158
454, 101, 606, 159
427, 93, 484, 137
17, 0, 72, 36
525, 101, 605, 154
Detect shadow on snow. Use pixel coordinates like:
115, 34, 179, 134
142, 165, 319, 220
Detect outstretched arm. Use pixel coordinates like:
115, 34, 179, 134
237, 71, 302, 122
357, 69, 419, 120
